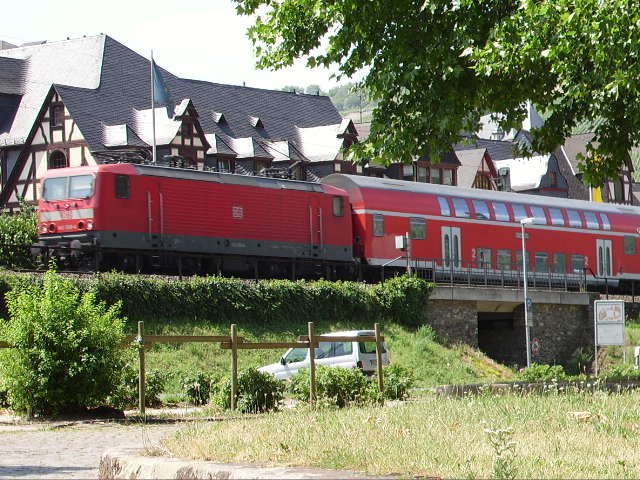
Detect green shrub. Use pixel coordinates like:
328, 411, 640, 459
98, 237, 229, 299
516, 363, 568, 382
180, 371, 218, 405
601, 364, 640, 382
107, 362, 167, 409
0, 267, 126, 415
288, 366, 373, 407
213, 368, 284, 413
0, 203, 37, 269
372, 275, 432, 326
380, 363, 415, 400
566, 347, 594, 375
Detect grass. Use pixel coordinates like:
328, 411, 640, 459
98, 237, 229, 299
162, 390, 640, 478
133, 317, 514, 399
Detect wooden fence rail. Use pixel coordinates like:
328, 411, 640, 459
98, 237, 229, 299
0, 321, 386, 418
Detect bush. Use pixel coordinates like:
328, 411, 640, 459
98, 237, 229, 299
213, 368, 283, 413
288, 366, 373, 407
372, 275, 432, 326
380, 363, 415, 400
107, 362, 167, 409
179, 371, 218, 405
601, 364, 640, 382
566, 347, 594, 375
0, 267, 126, 415
516, 363, 568, 382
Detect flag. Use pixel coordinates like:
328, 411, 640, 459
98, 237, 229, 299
151, 57, 173, 115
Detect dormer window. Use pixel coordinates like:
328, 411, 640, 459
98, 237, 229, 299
249, 116, 263, 128
181, 121, 193, 138
51, 104, 64, 127
213, 112, 226, 124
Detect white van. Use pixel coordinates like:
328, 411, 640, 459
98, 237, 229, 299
258, 330, 390, 381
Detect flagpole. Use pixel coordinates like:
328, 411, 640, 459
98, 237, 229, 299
151, 50, 157, 165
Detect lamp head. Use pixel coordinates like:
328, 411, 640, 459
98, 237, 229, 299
521, 217, 535, 225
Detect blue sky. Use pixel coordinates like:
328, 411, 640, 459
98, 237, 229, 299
5, 0, 343, 91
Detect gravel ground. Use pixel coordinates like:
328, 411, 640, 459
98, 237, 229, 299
0, 411, 192, 479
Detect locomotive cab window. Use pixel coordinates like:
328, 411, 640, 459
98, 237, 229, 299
115, 175, 131, 199
332, 196, 344, 216
42, 175, 94, 201
373, 214, 385, 237
409, 218, 426, 240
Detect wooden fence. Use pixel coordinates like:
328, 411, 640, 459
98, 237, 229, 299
0, 322, 386, 417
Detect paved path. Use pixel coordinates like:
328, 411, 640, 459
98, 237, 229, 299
0, 419, 186, 479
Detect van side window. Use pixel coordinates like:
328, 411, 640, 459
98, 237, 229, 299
115, 174, 130, 199
359, 341, 387, 354
284, 347, 307, 363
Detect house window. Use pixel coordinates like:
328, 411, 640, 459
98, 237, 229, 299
334, 162, 342, 172
442, 169, 453, 186
409, 218, 426, 239
417, 166, 429, 183
402, 164, 414, 181
115, 175, 130, 199
333, 196, 344, 216
48, 150, 68, 169
51, 104, 64, 127
181, 122, 193, 138
373, 214, 384, 236
431, 168, 442, 184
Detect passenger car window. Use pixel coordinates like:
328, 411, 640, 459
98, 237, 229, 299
409, 218, 426, 239
115, 175, 130, 199
472, 200, 490, 220
554, 253, 566, 273
373, 214, 384, 236
535, 252, 549, 272
598, 213, 611, 231
497, 249, 511, 270
530, 206, 547, 225
571, 254, 585, 273
512, 204, 528, 222
567, 209, 582, 228
584, 211, 599, 229
284, 348, 307, 363
452, 198, 470, 218
493, 202, 509, 221
438, 196, 451, 216
548, 208, 565, 226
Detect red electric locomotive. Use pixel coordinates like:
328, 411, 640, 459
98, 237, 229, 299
36, 163, 353, 277
322, 174, 640, 291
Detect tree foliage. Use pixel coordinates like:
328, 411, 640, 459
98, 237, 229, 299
0, 202, 37, 269
234, 0, 640, 186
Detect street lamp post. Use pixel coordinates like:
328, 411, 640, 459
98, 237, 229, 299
521, 217, 535, 368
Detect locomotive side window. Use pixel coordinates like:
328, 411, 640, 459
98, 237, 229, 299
373, 214, 385, 237
332, 196, 344, 216
599, 213, 611, 230
497, 249, 511, 270
624, 236, 637, 255
409, 218, 426, 239
472, 200, 490, 220
493, 202, 509, 222
530, 206, 547, 225
115, 175, 130, 199
512, 204, 528, 222
452, 198, 470, 218
584, 211, 599, 229
571, 254, 585, 273
438, 196, 451, 216
548, 208, 565, 226
535, 252, 549, 272
567, 209, 582, 228
554, 253, 566, 273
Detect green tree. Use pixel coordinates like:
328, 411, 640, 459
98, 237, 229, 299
0, 202, 37, 268
234, 0, 640, 186
0, 267, 126, 415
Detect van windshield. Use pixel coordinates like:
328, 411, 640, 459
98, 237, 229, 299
359, 341, 386, 354
43, 175, 95, 201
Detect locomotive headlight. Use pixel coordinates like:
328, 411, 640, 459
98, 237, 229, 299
87, 220, 94, 230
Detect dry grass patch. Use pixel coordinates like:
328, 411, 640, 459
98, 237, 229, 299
162, 390, 640, 478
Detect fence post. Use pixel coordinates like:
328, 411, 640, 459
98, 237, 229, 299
308, 321, 316, 405
137, 321, 145, 420
375, 323, 384, 405
231, 323, 238, 411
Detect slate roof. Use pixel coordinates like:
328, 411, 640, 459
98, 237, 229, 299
0, 35, 346, 162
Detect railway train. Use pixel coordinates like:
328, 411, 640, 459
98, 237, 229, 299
34, 163, 640, 292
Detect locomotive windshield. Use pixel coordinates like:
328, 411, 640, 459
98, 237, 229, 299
42, 175, 95, 201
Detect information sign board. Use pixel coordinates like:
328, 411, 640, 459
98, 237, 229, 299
594, 300, 625, 346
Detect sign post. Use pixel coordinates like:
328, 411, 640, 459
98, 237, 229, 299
594, 300, 625, 376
